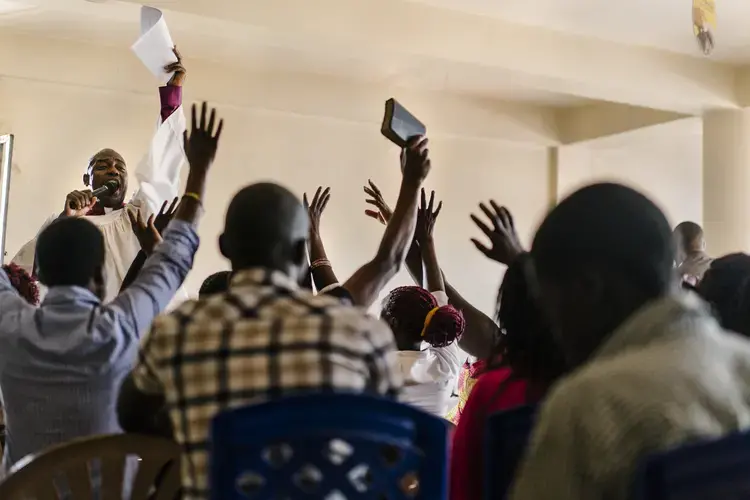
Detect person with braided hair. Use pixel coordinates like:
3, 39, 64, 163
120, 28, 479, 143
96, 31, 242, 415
363, 184, 526, 425
1, 264, 39, 306
381, 189, 464, 417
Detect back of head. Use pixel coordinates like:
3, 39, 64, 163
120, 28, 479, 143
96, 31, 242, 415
381, 286, 465, 349
221, 183, 309, 275
533, 182, 674, 299
36, 217, 104, 288
531, 183, 674, 365
673, 221, 705, 257
495, 255, 566, 386
698, 253, 750, 337
199, 271, 231, 299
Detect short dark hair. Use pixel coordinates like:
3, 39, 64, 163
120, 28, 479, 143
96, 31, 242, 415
674, 221, 704, 252
36, 217, 104, 287
698, 253, 750, 337
221, 183, 308, 269
199, 271, 231, 298
532, 183, 674, 298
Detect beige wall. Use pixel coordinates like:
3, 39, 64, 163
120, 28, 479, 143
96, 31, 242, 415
0, 35, 556, 314
0, 33, 709, 314
556, 118, 703, 227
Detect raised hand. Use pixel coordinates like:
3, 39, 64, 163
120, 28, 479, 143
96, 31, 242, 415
470, 201, 524, 265
363, 180, 392, 225
401, 136, 431, 184
153, 198, 179, 233
127, 207, 162, 255
166, 46, 187, 87
183, 102, 223, 173
303, 187, 331, 236
64, 190, 97, 217
415, 188, 442, 244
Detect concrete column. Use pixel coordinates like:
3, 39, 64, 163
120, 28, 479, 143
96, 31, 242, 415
703, 109, 750, 256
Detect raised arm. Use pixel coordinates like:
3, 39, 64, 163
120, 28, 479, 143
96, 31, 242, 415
364, 181, 495, 356
343, 137, 431, 307
364, 180, 424, 287
107, 102, 223, 337
120, 198, 179, 292
415, 189, 444, 293
303, 186, 339, 291
133, 47, 188, 216
461, 201, 526, 357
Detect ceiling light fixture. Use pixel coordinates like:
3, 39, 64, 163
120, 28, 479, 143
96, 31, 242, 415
693, 0, 715, 56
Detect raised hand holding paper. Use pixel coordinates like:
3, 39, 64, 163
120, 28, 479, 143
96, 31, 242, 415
131, 6, 179, 85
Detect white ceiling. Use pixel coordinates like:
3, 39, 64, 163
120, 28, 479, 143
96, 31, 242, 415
0, 0, 589, 105
0, 0, 747, 111
411, 0, 750, 63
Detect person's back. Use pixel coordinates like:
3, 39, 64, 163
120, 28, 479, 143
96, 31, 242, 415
0, 103, 216, 471
0, 302, 138, 465
123, 183, 402, 499
510, 183, 750, 500
530, 292, 750, 500
0, 216, 199, 468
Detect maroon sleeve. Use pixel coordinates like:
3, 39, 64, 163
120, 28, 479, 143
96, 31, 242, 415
158, 85, 182, 122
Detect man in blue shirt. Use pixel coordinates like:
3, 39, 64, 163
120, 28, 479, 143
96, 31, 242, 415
0, 102, 223, 472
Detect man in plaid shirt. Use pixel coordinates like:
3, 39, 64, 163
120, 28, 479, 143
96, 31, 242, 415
117, 181, 411, 499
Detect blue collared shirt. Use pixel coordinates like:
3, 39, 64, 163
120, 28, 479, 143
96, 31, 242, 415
0, 219, 199, 469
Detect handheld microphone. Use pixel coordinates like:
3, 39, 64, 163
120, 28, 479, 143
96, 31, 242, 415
92, 180, 120, 199
68, 180, 120, 210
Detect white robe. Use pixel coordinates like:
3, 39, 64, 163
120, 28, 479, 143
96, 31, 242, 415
12, 106, 189, 306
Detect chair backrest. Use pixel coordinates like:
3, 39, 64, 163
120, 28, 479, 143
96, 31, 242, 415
0, 434, 181, 500
484, 404, 537, 500
633, 430, 750, 500
209, 393, 450, 500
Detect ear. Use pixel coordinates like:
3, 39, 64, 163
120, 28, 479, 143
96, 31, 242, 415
83, 173, 90, 187
93, 264, 106, 300
292, 239, 307, 267
219, 233, 229, 259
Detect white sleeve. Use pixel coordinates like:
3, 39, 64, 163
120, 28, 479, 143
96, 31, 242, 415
132, 107, 186, 217
10, 213, 59, 274
411, 341, 462, 384
432, 290, 449, 306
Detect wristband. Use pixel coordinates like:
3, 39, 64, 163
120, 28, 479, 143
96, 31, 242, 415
182, 192, 202, 204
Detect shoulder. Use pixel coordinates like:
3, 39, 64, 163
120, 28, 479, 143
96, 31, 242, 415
471, 367, 526, 409
148, 299, 200, 337
289, 288, 394, 346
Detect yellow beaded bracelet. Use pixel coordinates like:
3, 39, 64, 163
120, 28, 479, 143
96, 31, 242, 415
182, 192, 202, 204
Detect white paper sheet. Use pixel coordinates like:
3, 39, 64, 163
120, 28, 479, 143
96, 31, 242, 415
131, 6, 178, 85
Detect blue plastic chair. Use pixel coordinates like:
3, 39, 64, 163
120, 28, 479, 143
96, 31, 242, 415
633, 430, 750, 500
209, 393, 450, 500
484, 405, 537, 500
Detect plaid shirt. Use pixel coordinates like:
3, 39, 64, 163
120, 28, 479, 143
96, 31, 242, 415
132, 268, 402, 499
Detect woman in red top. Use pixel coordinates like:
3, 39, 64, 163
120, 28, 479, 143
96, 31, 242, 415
450, 204, 567, 500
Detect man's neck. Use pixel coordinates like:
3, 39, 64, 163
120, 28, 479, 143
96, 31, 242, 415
87, 202, 125, 216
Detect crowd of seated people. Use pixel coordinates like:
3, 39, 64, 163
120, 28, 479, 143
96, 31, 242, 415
4, 51, 750, 500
